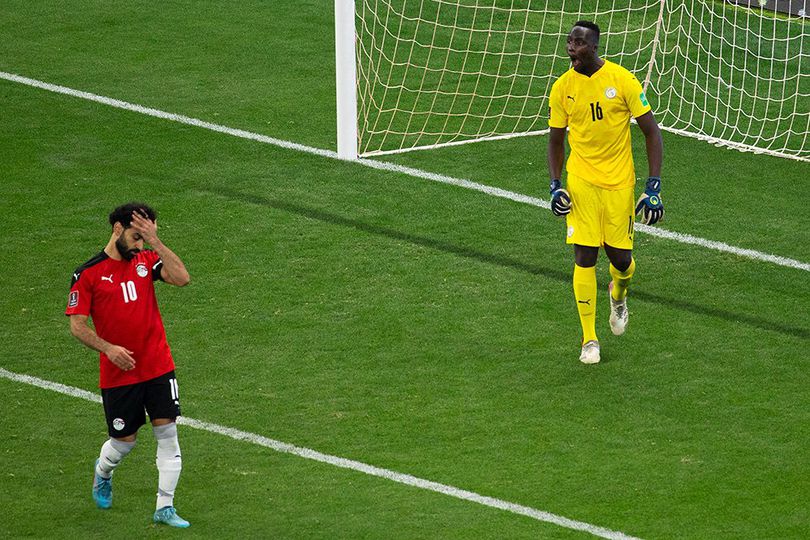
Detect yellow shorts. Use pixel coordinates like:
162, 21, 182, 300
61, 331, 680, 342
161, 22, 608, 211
565, 173, 635, 249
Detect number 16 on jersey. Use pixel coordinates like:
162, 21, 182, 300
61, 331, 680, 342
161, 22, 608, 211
590, 101, 603, 121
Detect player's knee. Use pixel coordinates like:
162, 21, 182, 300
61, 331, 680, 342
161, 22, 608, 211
153, 422, 182, 464
612, 256, 632, 272
574, 245, 599, 267
605, 246, 632, 271
101, 437, 136, 469
110, 438, 137, 456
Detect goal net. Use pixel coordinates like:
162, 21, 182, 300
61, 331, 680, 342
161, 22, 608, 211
342, 0, 808, 161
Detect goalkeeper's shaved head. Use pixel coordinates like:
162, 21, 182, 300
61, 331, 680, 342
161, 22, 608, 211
573, 20, 600, 45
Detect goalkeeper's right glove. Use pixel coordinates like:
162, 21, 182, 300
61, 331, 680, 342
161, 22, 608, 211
549, 179, 571, 217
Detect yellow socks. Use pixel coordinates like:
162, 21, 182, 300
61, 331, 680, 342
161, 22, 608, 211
573, 264, 597, 343
609, 259, 636, 301
574, 260, 635, 344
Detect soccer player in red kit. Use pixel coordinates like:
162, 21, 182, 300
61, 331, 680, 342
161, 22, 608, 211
66, 202, 191, 528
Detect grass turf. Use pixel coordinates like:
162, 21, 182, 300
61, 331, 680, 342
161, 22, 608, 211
0, 2, 808, 538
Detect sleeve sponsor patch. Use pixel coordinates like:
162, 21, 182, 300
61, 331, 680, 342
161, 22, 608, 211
68, 290, 79, 308
640, 91, 649, 107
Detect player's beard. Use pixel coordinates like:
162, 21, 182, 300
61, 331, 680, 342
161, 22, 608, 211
115, 237, 140, 261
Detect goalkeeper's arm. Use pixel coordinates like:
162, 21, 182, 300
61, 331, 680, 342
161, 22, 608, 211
547, 127, 571, 216
636, 111, 663, 180
547, 127, 567, 181
635, 111, 665, 224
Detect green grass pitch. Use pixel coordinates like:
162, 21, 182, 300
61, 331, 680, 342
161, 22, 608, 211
0, 1, 808, 538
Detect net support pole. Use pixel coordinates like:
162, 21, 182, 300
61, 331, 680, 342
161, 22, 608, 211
335, 0, 359, 160
643, 0, 667, 92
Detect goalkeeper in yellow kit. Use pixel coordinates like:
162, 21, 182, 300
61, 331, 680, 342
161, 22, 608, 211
547, 20, 664, 364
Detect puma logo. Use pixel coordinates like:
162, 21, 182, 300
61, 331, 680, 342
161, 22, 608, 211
567, 95, 575, 102
578, 299, 591, 306
101, 274, 113, 283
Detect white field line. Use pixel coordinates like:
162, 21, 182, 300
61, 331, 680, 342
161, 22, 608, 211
0, 367, 641, 540
2, 70, 807, 273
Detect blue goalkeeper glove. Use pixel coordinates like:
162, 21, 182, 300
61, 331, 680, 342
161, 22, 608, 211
635, 176, 664, 225
549, 179, 571, 216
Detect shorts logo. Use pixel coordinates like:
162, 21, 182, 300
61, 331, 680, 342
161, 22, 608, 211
68, 291, 79, 308
112, 418, 126, 431
567, 226, 575, 238
136, 263, 149, 278
604, 87, 617, 99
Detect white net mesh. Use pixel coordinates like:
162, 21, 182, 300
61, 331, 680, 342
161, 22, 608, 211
654, 0, 809, 159
354, 0, 809, 161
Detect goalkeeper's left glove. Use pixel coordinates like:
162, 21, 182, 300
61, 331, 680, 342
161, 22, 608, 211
635, 176, 664, 225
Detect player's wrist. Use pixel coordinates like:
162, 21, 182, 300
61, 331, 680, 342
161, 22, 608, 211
550, 178, 562, 194
645, 176, 661, 194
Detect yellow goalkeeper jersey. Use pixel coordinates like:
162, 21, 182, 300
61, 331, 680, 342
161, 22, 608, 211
548, 60, 651, 189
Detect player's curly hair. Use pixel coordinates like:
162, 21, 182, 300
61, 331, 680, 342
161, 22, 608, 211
109, 202, 156, 228
573, 20, 600, 44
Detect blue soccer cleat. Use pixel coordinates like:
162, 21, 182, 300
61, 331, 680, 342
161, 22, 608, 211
92, 459, 112, 509
153, 506, 190, 528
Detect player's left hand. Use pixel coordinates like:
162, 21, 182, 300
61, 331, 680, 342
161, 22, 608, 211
549, 179, 572, 217
635, 176, 664, 225
131, 210, 159, 244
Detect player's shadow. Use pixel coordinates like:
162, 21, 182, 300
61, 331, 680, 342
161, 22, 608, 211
204, 186, 809, 341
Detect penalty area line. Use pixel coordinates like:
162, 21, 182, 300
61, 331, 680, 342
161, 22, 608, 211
0, 367, 641, 540
1, 70, 807, 272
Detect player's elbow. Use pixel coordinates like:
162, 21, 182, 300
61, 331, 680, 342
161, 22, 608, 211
647, 122, 662, 140
163, 266, 190, 287
174, 272, 191, 287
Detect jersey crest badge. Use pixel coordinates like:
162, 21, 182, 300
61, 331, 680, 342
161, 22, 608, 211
136, 263, 149, 278
604, 87, 617, 99
68, 291, 79, 308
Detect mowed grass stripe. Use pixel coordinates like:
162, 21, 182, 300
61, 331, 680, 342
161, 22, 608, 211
0, 367, 642, 540
1, 70, 807, 273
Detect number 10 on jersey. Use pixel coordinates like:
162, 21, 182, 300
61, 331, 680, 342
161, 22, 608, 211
120, 280, 138, 303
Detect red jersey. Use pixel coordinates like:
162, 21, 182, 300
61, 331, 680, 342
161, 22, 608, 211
65, 250, 175, 389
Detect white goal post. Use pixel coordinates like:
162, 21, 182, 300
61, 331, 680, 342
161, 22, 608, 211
335, 0, 809, 162
336, 0, 360, 160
